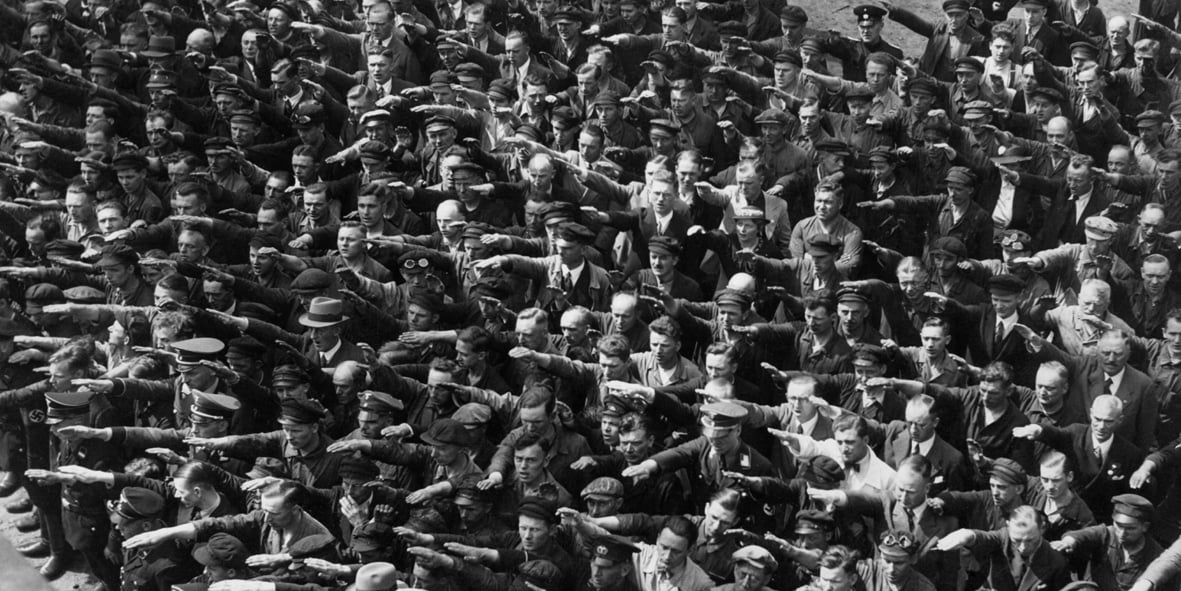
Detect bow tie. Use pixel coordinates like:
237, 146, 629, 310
846, 461, 860, 474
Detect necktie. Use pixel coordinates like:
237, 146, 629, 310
904, 507, 916, 531
911, 441, 920, 456
1105, 377, 1115, 395
1094, 441, 1104, 464
189, 506, 201, 521
1011, 554, 1027, 582
561, 271, 572, 292
994, 320, 1005, 350
321, 353, 331, 366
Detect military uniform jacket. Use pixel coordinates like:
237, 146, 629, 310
648, 437, 772, 508
121, 539, 201, 591
1066, 524, 1164, 590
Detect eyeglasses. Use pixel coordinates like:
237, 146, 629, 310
402, 257, 431, 270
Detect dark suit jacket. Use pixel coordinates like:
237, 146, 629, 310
844, 490, 960, 584
1040, 341, 1160, 450
1035, 423, 1145, 519
880, 427, 969, 493
970, 528, 1072, 591
624, 269, 704, 301
1018, 173, 1114, 249
889, 6, 988, 82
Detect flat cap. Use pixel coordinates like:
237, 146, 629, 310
700, 401, 748, 429
63, 286, 105, 304
112, 151, 149, 170
800, 456, 845, 486
942, 0, 970, 12
555, 222, 596, 245
930, 235, 968, 258
772, 50, 803, 67
113, 487, 165, 520
999, 230, 1033, 252
1084, 215, 1118, 241
592, 91, 622, 107
519, 560, 564, 591
228, 109, 261, 125
272, 364, 310, 385
1028, 86, 1065, 104
539, 201, 582, 223
581, 476, 624, 499
455, 62, 486, 80
429, 70, 456, 90
288, 534, 336, 560
97, 243, 140, 267
715, 289, 752, 310
278, 398, 327, 425
961, 99, 993, 119
836, 286, 871, 306
845, 85, 875, 103
453, 402, 493, 425
351, 524, 396, 553
907, 78, 939, 97
359, 141, 391, 161
813, 139, 852, 157
290, 269, 335, 293
291, 103, 327, 127
878, 530, 920, 560
453, 473, 495, 506
1137, 110, 1167, 126
1070, 41, 1099, 59
806, 234, 843, 256
649, 236, 682, 257
733, 545, 779, 571
989, 457, 1026, 485
755, 108, 791, 126
945, 166, 976, 186
954, 57, 984, 73
421, 418, 471, 447
648, 118, 680, 137
193, 533, 250, 568
794, 508, 836, 532
245, 457, 289, 479
226, 335, 267, 358
518, 496, 559, 523
553, 6, 584, 23
1112, 493, 1154, 521
988, 274, 1025, 296
45, 239, 85, 260
339, 455, 381, 482
589, 534, 641, 564
851, 343, 889, 366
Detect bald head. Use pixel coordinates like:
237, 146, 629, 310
727, 273, 757, 294
437, 199, 464, 220
187, 28, 215, 53
1047, 116, 1071, 136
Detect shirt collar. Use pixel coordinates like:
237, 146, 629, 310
320, 338, 344, 362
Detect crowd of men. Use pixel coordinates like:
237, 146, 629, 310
9, 0, 1181, 589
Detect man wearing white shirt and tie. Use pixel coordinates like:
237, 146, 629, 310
772, 413, 897, 495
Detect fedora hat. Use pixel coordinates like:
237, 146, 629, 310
298, 297, 348, 328
141, 36, 178, 58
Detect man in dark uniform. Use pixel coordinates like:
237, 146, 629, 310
821, 4, 905, 84
25, 390, 122, 589
110, 487, 201, 591
1054, 494, 1163, 590
622, 402, 772, 511
580, 533, 642, 591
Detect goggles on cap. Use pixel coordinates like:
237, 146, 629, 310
402, 257, 431, 270
1000, 234, 1029, 250
292, 115, 318, 125
880, 532, 917, 550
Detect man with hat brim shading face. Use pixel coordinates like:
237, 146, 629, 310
622, 401, 772, 509
935, 505, 1072, 591
72, 337, 242, 432
622, 236, 704, 301
475, 222, 613, 312
122, 479, 334, 565
885, 0, 988, 82
228, 295, 368, 371
191, 532, 255, 582
28, 371, 123, 586
739, 233, 846, 300
861, 169, 994, 260
111, 150, 166, 224
99, 486, 203, 590
327, 417, 482, 505
181, 397, 345, 489
1055, 493, 1162, 590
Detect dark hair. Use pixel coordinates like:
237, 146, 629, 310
662, 515, 698, 544
648, 315, 682, 341
456, 326, 493, 353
